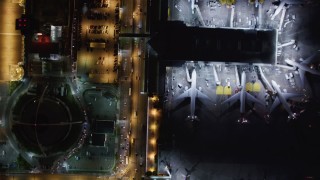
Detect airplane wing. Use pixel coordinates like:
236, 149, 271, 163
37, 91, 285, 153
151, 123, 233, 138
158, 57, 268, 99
270, 97, 280, 113
270, 93, 302, 113
222, 92, 240, 105
174, 89, 190, 101
245, 92, 264, 106
186, 67, 192, 82
301, 51, 319, 65
196, 90, 210, 100
285, 0, 305, 5
309, 68, 320, 76
196, 90, 212, 104
283, 92, 303, 100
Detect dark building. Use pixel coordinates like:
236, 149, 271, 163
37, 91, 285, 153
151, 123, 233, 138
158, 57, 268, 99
28, 0, 71, 27
29, 41, 60, 55
149, 21, 277, 64
91, 120, 114, 147
93, 120, 115, 134
23, 0, 78, 76
91, 133, 106, 147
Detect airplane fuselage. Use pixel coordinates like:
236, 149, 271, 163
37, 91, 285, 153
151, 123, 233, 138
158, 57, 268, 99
190, 70, 197, 89
190, 0, 195, 14
271, 80, 294, 117
285, 59, 320, 75
189, 69, 197, 118
239, 71, 246, 114
177, 67, 211, 121
272, 0, 304, 20
222, 70, 264, 119
271, 1, 285, 20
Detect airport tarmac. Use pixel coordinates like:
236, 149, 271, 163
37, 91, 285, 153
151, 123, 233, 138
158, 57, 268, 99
160, 60, 320, 178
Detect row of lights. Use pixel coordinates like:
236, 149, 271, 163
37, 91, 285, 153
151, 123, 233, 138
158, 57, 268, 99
148, 96, 159, 172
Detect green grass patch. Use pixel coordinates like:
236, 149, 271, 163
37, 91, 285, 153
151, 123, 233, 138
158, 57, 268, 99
12, 94, 35, 115
9, 81, 22, 95
17, 154, 32, 170
59, 84, 84, 122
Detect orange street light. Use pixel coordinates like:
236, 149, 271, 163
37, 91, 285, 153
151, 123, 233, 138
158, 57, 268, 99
150, 138, 156, 145
150, 124, 157, 131
148, 152, 155, 160
151, 109, 157, 116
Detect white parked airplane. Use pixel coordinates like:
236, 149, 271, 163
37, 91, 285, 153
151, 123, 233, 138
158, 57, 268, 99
284, 50, 320, 87
222, 71, 264, 120
271, 0, 304, 20
188, 0, 198, 14
174, 67, 210, 121
270, 80, 302, 120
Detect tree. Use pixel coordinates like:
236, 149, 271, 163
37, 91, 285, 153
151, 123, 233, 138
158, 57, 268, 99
227, 0, 236, 5
220, 0, 227, 5
145, 171, 152, 177
220, 0, 236, 6
249, 0, 265, 4
17, 154, 32, 170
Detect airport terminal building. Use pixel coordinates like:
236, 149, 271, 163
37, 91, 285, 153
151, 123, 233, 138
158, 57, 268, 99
146, 21, 277, 95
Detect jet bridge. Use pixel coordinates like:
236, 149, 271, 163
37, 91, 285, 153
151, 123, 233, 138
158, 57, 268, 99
195, 5, 205, 27
212, 64, 220, 86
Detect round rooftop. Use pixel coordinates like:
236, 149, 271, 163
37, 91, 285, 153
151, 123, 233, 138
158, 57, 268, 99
12, 97, 81, 156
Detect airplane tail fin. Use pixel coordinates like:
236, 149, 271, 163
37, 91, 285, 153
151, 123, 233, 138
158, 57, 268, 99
186, 115, 199, 121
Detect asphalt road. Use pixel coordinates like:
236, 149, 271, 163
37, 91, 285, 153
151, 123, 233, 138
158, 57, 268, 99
119, 36, 148, 179
2, 78, 39, 168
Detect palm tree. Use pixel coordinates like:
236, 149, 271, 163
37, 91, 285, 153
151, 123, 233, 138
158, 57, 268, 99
220, 0, 236, 6
249, 0, 265, 4
220, 0, 226, 5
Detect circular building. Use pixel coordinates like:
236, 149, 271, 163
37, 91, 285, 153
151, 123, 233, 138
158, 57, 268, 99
12, 95, 82, 156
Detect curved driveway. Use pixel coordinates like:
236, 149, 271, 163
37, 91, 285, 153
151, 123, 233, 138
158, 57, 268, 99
2, 78, 39, 168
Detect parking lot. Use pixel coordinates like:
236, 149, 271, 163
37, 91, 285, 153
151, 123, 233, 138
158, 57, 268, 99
67, 138, 116, 173
83, 88, 118, 120
77, 0, 120, 83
